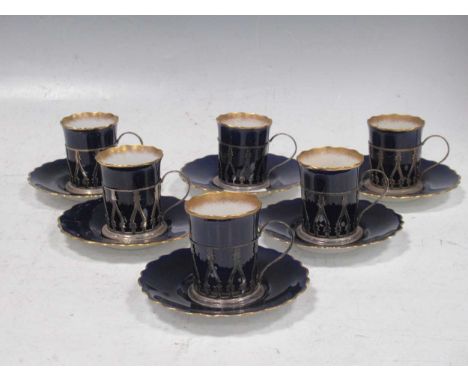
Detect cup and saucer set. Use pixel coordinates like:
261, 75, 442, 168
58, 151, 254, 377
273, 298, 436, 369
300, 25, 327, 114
29, 111, 460, 316
29, 112, 131, 200
360, 114, 460, 200
29, 112, 191, 249
181, 112, 299, 195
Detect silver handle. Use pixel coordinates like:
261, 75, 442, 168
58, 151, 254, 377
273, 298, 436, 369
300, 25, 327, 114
266, 133, 298, 179
357, 169, 389, 225
159, 170, 191, 222
116, 131, 144, 145
257, 220, 295, 282
420, 134, 450, 177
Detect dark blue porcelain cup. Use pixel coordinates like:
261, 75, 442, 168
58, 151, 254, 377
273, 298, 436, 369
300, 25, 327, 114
214, 112, 297, 191
367, 114, 449, 196
184, 191, 294, 308
61, 112, 120, 195
95, 144, 190, 244
297, 147, 388, 246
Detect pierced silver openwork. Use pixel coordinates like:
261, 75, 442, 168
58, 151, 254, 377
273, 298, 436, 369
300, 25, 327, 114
101, 183, 167, 244
298, 169, 389, 247
367, 135, 450, 196
216, 133, 297, 191
65, 145, 112, 194
188, 220, 294, 309
298, 188, 364, 246
190, 239, 261, 300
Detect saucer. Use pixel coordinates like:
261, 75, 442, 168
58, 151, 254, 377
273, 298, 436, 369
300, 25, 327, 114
139, 247, 309, 316
360, 156, 460, 200
181, 154, 300, 195
260, 199, 403, 249
58, 196, 189, 249
28, 159, 101, 199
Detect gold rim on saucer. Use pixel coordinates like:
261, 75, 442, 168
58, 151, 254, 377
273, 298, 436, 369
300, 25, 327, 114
138, 269, 309, 318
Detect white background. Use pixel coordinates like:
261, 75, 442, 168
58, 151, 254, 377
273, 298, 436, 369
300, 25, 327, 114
0, 16, 467, 365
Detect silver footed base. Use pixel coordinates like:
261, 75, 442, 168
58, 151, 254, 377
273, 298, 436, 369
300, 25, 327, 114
212, 176, 270, 193
65, 181, 102, 195
188, 283, 266, 309
101, 221, 168, 244
296, 223, 364, 247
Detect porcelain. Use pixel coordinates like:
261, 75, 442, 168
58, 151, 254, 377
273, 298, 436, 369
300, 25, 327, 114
58, 196, 189, 249
367, 114, 450, 196
296, 147, 388, 246
61, 112, 120, 195
95, 144, 189, 244
260, 199, 403, 249
215, 112, 297, 190
184, 191, 294, 308
139, 246, 309, 316
181, 154, 300, 195
28, 159, 100, 199
360, 156, 460, 200
28, 121, 144, 199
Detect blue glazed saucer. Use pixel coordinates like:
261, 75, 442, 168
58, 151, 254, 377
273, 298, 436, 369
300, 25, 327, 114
58, 196, 189, 249
139, 247, 309, 316
181, 154, 300, 195
28, 159, 101, 199
360, 156, 460, 200
260, 199, 403, 249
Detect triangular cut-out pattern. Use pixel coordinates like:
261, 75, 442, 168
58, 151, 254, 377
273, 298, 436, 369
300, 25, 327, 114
190, 243, 202, 291
219, 144, 268, 185
335, 195, 352, 237
203, 248, 223, 297
67, 149, 100, 188
302, 189, 358, 238
109, 189, 126, 232
370, 144, 421, 189
226, 248, 248, 297
103, 184, 161, 234
190, 242, 258, 299
312, 194, 332, 237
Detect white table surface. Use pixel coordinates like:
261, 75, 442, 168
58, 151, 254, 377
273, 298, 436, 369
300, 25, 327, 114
1, 16, 467, 365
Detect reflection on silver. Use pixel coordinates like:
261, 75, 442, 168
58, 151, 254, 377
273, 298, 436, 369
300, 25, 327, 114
217, 133, 297, 189
188, 283, 265, 309
296, 223, 363, 246
212, 176, 270, 192
64, 181, 102, 195
218, 141, 268, 186
368, 134, 449, 193
65, 145, 110, 189
102, 221, 168, 244
190, 239, 258, 297
103, 183, 162, 234
302, 188, 358, 238
369, 142, 422, 190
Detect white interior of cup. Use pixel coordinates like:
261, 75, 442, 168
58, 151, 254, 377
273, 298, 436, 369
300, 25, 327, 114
217, 112, 271, 129
185, 192, 261, 219
222, 116, 268, 129
298, 147, 364, 171
372, 118, 421, 131
65, 115, 116, 129
368, 114, 425, 132
103, 149, 162, 166
191, 199, 257, 217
